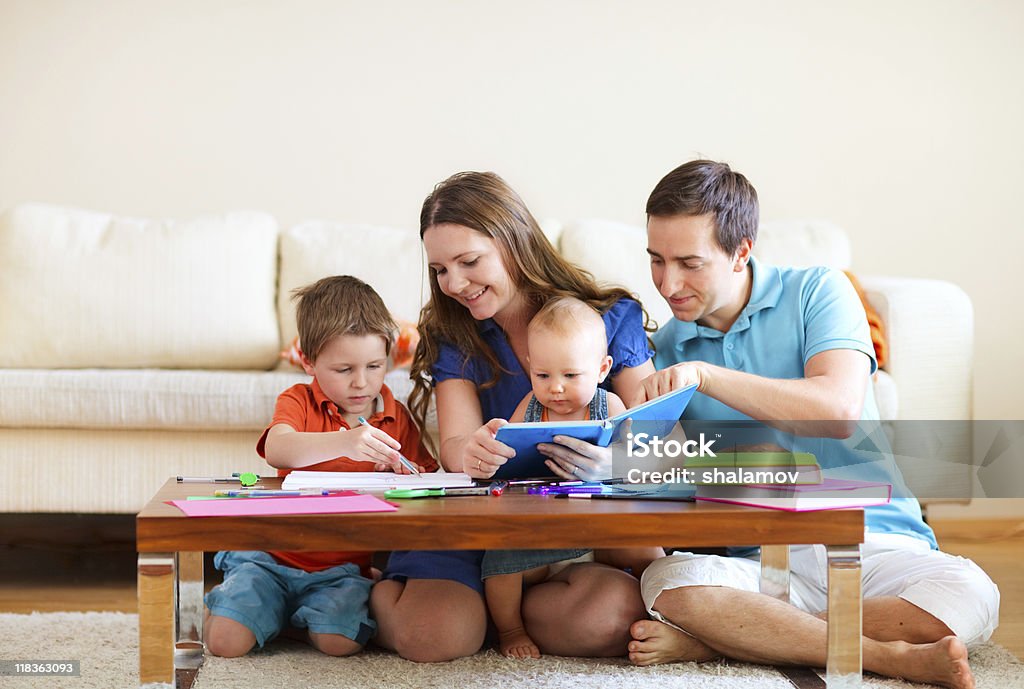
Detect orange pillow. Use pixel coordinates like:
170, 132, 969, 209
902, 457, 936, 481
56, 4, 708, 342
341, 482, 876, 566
844, 271, 888, 369
391, 321, 420, 369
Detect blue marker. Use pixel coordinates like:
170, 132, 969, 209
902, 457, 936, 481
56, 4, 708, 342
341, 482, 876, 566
357, 416, 421, 476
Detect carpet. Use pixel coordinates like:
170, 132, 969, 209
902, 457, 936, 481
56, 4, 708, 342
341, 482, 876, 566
1, 612, 1022, 688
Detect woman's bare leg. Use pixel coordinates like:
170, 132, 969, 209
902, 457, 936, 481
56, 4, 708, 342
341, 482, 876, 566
371, 578, 487, 662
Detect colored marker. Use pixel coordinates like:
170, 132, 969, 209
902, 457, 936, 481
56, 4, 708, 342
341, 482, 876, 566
177, 476, 245, 483
357, 416, 421, 476
384, 483, 505, 499
527, 484, 608, 495
213, 489, 329, 498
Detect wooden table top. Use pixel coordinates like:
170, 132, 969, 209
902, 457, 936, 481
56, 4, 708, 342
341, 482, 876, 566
137, 478, 864, 552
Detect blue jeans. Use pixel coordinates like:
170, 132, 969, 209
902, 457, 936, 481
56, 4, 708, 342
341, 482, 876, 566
481, 549, 591, 578
204, 551, 375, 647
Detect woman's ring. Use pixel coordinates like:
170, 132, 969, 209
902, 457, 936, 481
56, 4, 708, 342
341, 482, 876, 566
572, 466, 579, 476
477, 459, 483, 472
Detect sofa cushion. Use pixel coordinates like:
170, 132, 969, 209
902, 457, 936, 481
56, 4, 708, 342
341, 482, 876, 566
559, 219, 673, 329
560, 218, 853, 333
0, 369, 302, 430
873, 370, 898, 421
0, 204, 281, 369
0, 369, 419, 431
278, 222, 429, 352
0, 427, 272, 512
754, 220, 851, 270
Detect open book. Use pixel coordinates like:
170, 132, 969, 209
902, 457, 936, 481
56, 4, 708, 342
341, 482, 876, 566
694, 478, 892, 512
492, 384, 697, 479
282, 471, 474, 491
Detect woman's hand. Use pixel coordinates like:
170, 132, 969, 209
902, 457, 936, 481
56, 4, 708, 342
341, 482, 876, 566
539, 435, 612, 481
462, 418, 516, 478
630, 362, 708, 407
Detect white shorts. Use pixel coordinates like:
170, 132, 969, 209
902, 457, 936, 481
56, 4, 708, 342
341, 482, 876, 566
640, 532, 1000, 647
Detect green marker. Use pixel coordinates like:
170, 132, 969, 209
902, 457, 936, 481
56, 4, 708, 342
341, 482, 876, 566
384, 485, 501, 499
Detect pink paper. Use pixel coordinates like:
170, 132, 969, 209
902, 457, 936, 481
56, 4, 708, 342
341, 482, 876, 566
168, 494, 398, 517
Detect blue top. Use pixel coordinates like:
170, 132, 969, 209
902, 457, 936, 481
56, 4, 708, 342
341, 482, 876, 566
432, 298, 653, 422
652, 257, 937, 548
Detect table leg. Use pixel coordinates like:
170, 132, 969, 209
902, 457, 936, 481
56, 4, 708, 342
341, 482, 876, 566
138, 553, 176, 688
175, 552, 205, 669
826, 544, 862, 689
759, 544, 791, 602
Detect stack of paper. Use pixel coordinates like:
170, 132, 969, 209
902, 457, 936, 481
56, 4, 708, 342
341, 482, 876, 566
282, 471, 475, 491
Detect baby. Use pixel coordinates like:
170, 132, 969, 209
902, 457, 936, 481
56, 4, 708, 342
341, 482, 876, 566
484, 297, 661, 658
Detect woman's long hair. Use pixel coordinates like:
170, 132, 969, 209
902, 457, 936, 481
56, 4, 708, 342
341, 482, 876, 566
408, 171, 654, 434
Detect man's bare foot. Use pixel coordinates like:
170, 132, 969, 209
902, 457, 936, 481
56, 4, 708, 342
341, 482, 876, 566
499, 628, 541, 659
889, 636, 974, 689
627, 619, 718, 666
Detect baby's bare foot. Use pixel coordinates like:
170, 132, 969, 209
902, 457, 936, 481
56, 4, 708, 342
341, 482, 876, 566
499, 627, 541, 659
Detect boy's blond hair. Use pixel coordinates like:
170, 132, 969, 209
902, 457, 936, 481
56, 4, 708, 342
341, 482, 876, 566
292, 276, 397, 363
527, 296, 608, 356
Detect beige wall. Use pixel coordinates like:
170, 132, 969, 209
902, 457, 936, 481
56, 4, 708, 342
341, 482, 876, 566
1, 0, 1021, 418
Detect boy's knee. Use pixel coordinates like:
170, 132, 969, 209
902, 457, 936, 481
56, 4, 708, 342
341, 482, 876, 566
204, 616, 257, 658
310, 632, 363, 657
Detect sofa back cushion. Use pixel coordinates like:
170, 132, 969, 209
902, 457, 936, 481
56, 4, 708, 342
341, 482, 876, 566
559, 218, 852, 331
278, 222, 429, 353
0, 204, 280, 369
559, 218, 672, 328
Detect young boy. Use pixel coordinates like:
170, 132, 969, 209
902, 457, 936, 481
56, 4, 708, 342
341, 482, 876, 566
203, 275, 437, 658
484, 297, 662, 659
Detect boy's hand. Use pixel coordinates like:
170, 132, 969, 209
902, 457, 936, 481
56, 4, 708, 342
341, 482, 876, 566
373, 461, 427, 474
340, 424, 403, 470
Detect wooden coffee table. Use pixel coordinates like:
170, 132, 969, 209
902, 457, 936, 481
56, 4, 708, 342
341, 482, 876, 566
137, 478, 865, 688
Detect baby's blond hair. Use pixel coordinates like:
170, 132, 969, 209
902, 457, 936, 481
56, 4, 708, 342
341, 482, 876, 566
527, 296, 608, 356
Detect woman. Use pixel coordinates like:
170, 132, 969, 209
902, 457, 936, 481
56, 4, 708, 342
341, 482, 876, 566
370, 171, 659, 660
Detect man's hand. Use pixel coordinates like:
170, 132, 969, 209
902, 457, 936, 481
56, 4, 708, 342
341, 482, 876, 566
630, 362, 708, 407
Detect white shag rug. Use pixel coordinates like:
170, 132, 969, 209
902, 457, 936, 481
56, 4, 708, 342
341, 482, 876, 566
2, 612, 1022, 688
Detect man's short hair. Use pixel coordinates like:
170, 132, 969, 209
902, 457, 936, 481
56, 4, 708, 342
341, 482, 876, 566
646, 159, 759, 255
292, 275, 397, 363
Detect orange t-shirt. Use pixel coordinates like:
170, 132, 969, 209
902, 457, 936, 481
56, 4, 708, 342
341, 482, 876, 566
256, 379, 437, 574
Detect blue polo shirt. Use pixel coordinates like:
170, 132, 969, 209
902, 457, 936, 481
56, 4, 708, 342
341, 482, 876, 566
433, 298, 654, 421
653, 257, 936, 548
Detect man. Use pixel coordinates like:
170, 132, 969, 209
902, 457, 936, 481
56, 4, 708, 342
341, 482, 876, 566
627, 160, 998, 689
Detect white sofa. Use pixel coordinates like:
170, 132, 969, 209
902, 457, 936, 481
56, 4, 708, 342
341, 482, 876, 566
0, 205, 973, 513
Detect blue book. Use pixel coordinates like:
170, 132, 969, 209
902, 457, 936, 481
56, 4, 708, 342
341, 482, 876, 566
492, 384, 698, 480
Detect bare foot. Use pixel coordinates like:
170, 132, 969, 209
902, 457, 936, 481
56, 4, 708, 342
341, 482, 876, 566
627, 619, 718, 666
499, 628, 541, 659
893, 636, 974, 689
